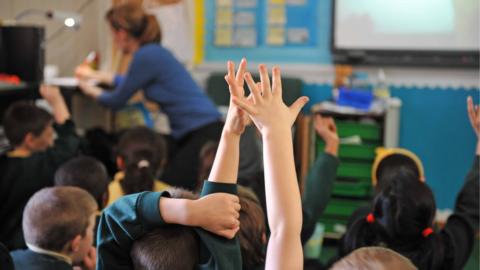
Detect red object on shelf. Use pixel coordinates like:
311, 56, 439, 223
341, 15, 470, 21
0, 74, 21, 85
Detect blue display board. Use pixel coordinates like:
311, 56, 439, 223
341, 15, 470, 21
204, 0, 332, 63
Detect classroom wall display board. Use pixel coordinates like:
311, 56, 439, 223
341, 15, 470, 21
202, 0, 331, 63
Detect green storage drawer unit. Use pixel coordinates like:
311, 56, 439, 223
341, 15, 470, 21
319, 216, 348, 237
332, 181, 372, 197
323, 199, 369, 218
336, 121, 381, 141
317, 140, 378, 161
337, 162, 372, 179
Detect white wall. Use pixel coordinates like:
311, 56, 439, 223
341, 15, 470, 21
0, 0, 111, 76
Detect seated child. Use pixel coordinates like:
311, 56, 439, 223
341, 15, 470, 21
346, 146, 425, 227
0, 85, 81, 250
55, 156, 110, 210
331, 247, 417, 270
107, 126, 169, 205
54, 156, 110, 246
10, 186, 97, 270
341, 168, 477, 269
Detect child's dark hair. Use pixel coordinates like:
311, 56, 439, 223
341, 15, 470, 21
2, 101, 53, 147
130, 188, 199, 270
375, 154, 421, 192
342, 168, 444, 269
54, 156, 110, 209
238, 186, 266, 269
116, 127, 167, 195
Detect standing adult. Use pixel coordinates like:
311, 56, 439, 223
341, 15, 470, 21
76, 3, 222, 189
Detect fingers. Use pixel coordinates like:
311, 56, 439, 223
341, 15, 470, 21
313, 113, 323, 126
236, 58, 247, 86
232, 96, 258, 115
244, 72, 262, 104
467, 96, 480, 135
271, 66, 282, 97
289, 96, 309, 118
218, 227, 239, 239
326, 117, 337, 132
258, 64, 272, 99
225, 74, 241, 98
467, 96, 475, 125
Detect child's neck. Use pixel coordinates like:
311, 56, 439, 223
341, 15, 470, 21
8, 146, 32, 158
26, 243, 72, 265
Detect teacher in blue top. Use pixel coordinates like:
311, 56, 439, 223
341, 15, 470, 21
76, 3, 223, 190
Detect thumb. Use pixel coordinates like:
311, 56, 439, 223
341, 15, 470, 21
289, 96, 309, 118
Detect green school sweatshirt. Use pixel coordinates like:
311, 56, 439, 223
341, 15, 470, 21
96, 181, 242, 270
301, 152, 340, 244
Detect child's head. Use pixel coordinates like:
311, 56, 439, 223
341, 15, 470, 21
130, 186, 267, 270
372, 147, 425, 192
343, 169, 443, 269
54, 156, 110, 209
131, 187, 199, 270
131, 226, 199, 270
22, 186, 98, 263
3, 101, 54, 151
116, 127, 167, 195
332, 247, 417, 270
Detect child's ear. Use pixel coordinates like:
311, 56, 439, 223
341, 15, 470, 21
70, 235, 82, 253
23, 133, 37, 149
116, 157, 125, 170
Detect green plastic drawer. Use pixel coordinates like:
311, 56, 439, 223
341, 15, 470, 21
317, 140, 377, 160
332, 181, 372, 197
336, 122, 381, 141
323, 199, 370, 217
319, 216, 348, 236
337, 162, 372, 179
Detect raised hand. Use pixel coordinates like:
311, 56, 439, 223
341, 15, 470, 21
314, 114, 339, 156
223, 58, 252, 135
39, 84, 70, 124
467, 96, 480, 137
39, 84, 63, 105
232, 64, 309, 134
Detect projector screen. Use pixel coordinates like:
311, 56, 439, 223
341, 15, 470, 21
334, 0, 479, 52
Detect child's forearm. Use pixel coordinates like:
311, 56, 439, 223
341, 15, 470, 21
263, 129, 302, 232
159, 197, 193, 226
50, 96, 70, 124
207, 130, 241, 184
263, 128, 303, 268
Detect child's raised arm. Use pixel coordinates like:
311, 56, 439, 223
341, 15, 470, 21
39, 85, 70, 124
233, 64, 309, 270
208, 58, 250, 184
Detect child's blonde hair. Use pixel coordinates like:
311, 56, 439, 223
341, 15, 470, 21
332, 247, 417, 270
